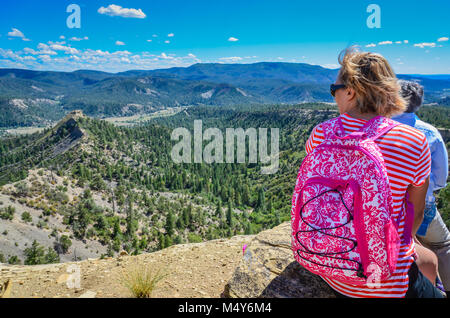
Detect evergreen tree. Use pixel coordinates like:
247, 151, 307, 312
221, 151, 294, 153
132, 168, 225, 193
215, 201, 223, 218
112, 218, 122, 240
165, 235, 173, 248
44, 247, 60, 264
125, 197, 136, 239
176, 214, 185, 229
24, 240, 60, 265
242, 184, 250, 206
184, 204, 192, 226
57, 235, 72, 254
165, 210, 175, 237
244, 222, 252, 235
158, 233, 166, 250
226, 200, 233, 228
24, 240, 45, 265
256, 187, 265, 212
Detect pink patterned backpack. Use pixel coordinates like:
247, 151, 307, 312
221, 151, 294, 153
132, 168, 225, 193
291, 116, 412, 286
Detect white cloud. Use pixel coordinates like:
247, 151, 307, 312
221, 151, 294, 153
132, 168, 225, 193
112, 50, 132, 56
438, 37, 449, 42
60, 35, 66, 40
8, 28, 24, 38
228, 37, 239, 42
164, 40, 170, 44
395, 41, 402, 44
167, 33, 174, 37
160, 52, 174, 60
414, 42, 436, 48
320, 63, 340, 69
187, 53, 201, 63
38, 55, 52, 62
23, 48, 37, 55
115, 41, 126, 46
70, 36, 88, 41
7, 28, 30, 41
27, 43, 58, 56
37, 43, 49, 50
22, 56, 36, 61
23, 46, 57, 56
365, 43, 376, 48
98, 4, 146, 19
50, 44, 79, 54
146, 39, 152, 42
0, 48, 22, 61
378, 41, 393, 45
0, 45, 229, 72
219, 56, 242, 62
48, 40, 66, 46
404, 40, 409, 44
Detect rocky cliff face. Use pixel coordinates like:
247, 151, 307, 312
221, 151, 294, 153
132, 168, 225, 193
0, 221, 335, 298
224, 222, 335, 298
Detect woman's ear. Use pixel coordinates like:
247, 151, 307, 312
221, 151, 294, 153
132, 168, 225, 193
347, 87, 356, 101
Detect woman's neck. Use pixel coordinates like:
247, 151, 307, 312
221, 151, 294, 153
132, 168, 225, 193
346, 108, 379, 121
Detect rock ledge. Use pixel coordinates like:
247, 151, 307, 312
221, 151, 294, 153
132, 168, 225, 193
224, 222, 335, 298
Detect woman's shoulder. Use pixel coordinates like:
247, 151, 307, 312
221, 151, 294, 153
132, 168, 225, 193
312, 115, 344, 132
414, 118, 445, 142
388, 121, 428, 145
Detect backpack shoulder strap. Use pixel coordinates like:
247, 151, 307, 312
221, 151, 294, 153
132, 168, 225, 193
358, 116, 401, 141
321, 116, 346, 140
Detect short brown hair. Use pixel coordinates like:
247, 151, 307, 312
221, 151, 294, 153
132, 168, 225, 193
338, 47, 406, 117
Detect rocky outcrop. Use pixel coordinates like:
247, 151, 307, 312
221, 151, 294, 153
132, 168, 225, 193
224, 222, 335, 298
0, 235, 255, 298
51, 110, 86, 156
0, 221, 337, 298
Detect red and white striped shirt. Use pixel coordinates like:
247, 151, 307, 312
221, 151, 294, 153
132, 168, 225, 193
305, 113, 431, 298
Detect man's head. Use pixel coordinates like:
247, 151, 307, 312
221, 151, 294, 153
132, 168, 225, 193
399, 80, 424, 113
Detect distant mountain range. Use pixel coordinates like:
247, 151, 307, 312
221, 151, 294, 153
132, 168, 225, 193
0, 62, 449, 127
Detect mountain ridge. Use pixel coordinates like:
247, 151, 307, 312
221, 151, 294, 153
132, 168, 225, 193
0, 62, 449, 128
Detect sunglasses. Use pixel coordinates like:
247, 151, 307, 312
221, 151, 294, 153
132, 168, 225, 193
330, 84, 346, 97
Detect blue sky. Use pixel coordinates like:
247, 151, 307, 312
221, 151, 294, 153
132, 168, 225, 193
0, 0, 449, 74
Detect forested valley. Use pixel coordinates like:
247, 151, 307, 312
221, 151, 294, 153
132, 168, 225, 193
0, 103, 448, 265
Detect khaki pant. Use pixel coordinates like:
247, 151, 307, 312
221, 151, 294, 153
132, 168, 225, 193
417, 211, 450, 291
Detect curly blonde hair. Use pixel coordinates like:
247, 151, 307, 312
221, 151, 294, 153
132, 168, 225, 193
338, 47, 406, 117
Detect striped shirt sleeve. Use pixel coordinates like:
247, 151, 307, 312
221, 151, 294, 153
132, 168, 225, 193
305, 124, 323, 154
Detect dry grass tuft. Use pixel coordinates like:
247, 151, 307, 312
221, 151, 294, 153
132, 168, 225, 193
119, 263, 167, 298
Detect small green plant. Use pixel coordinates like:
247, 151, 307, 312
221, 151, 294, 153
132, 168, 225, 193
7, 255, 21, 265
21, 211, 32, 223
0, 206, 15, 220
119, 264, 167, 298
